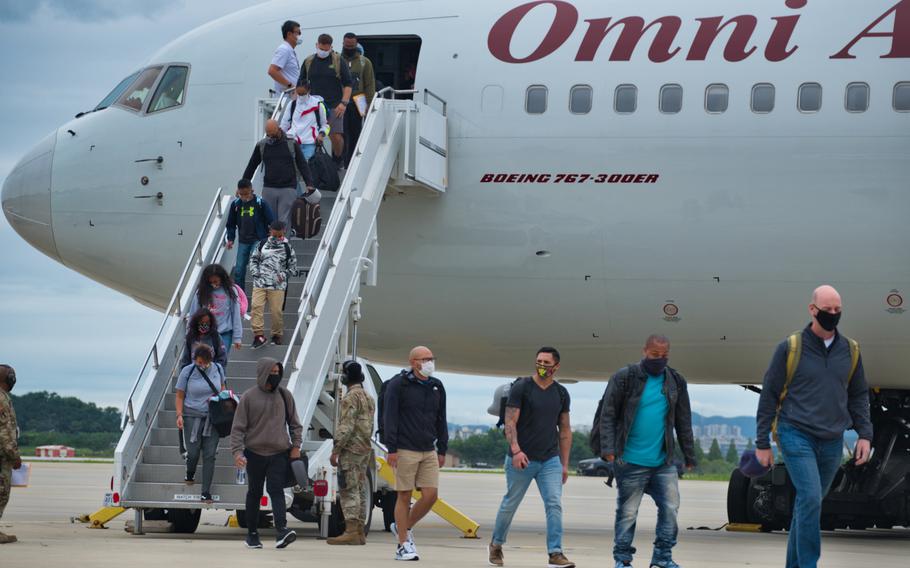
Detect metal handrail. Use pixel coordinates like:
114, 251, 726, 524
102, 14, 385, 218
122, 185, 226, 428
278, 92, 393, 374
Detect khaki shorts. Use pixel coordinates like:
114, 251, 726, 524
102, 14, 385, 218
394, 450, 439, 491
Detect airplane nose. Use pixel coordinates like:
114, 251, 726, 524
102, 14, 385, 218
1, 131, 60, 262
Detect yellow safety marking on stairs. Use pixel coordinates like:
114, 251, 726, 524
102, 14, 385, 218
376, 456, 480, 538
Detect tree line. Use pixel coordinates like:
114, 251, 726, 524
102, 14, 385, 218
11, 391, 121, 453
448, 427, 753, 475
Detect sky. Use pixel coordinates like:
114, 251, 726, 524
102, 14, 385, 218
0, 0, 759, 427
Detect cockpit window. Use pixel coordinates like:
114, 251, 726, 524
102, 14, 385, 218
148, 66, 189, 113
115, 66, 163, 112
95, 70, 140, 111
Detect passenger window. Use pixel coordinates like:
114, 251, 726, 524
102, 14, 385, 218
798, 82, 822, 112
659, 84, 683, 114
614, 84, 637, 114
705, 84, 729, 113
526, 85, 548, 114
116, 66, 163, 112
751, 83, 775, 113
570, 85, 593, 114
845, 83, 869, 113
894, 82, 910, 112
148, 66, 189, 113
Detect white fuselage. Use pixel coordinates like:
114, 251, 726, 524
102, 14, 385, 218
3, 0, 909, 386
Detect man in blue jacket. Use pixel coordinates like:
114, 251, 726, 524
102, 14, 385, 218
383, 346, 447, 561
226, 179, 275, 291
755, 285, 872, 568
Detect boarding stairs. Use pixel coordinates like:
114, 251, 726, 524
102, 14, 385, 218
110, 88, 448, 531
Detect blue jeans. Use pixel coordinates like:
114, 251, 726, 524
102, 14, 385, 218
220, 331, 234, 359
295, 144, 317, 197
232, 241, 256, 292
613, 462, 680, 567
777, 421, 843, 568
491, 455, 564, 554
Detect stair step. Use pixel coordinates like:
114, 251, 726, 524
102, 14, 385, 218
143, 444, 238, 466
135, 463, 243, 484
122, 480, 249, 508
151, 428, 233, 447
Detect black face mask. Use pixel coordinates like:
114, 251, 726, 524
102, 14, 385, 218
267, 373, 282, 390
814, 308, 841, 332
342, 48, 357, 57
641, 357, 668, 377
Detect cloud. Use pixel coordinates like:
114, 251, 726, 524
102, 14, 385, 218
0, 0, 182, 23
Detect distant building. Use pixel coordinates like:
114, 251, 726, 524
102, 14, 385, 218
35, 445, 76, 458
693, 424, 749, 453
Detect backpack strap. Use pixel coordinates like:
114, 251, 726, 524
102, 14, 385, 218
846, 337, 860, 385
772, 332, 803, 446
332, 51, 342, 80
196, 365, 221, 397
282, 241, 292, 270
286, 138, 303, 182
257, 138, 266, 159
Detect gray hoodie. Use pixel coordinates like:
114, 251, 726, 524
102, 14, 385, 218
230, 357, 304, 458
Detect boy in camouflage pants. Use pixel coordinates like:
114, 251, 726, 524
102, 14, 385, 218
327, 361, 375, 545
0, 364, 21, 544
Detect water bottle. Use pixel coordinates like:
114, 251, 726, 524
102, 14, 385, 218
235, 467, 247, 485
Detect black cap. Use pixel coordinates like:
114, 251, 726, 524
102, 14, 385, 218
296, 78, 311, 89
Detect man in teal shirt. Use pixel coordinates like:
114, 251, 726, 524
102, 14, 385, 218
599, 335, 697, 568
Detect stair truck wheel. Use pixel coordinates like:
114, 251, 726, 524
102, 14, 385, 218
381, 489, 396, 532
363, 472, 374, 536
169, 508, 202, 533
727, 469, 751, 524
319, 498, 346, 537
236, 509, 273, 529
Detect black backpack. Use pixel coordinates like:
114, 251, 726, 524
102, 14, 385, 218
376, 370, 408, 445
308, 144, 340, 192
496, 377, 567, 434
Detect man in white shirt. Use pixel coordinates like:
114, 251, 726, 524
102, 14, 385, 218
281, 79, 330, 161
268, 20, 301, 97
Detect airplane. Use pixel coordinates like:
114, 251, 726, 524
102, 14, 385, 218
2, 0, 908, 531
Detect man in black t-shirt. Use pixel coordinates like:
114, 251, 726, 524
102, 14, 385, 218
299, 33, 353, 168
489, 347, 575, 568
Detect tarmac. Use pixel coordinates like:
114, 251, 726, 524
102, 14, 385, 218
1, 462, 907, 568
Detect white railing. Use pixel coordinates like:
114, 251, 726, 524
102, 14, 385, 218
114, 187, 232, 494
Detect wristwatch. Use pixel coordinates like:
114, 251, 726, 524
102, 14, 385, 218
341, 100, 350, 106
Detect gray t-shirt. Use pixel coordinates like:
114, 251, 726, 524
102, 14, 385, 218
176, 363, 225, 415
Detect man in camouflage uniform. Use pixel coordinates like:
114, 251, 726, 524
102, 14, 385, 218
327, 360, 375, 545
0, 364, 21, 544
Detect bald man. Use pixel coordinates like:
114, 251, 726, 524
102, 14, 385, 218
242, 119, 316, 236
755, 285, 872, 568
382, 346, 448, 561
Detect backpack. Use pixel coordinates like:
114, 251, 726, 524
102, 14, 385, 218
304, 51, 344, 81
770, 331, 861, 444
376, 370, 409, 445
308, 144, 340, 192
257, 138, 306, 184
496, 377, 568, 435
291, 197, 321, 238
233, 284, 248, 317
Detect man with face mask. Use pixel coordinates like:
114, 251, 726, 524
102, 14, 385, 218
755, 285, 872, 568
326, 360, 375, 545
383, 346, 448, 561
231, 357, 304, 550
267, 20, 301, 97
0, 364, 21, 544
489, 347, 574, 568
340, 32, 375, 168
599, 335, 696, 568
299, 33, 353, 169
242, 119, 315, 236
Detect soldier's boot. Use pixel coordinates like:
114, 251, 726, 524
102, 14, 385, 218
0, 531, 18, 544
326, 519, 360, 545
355, 519, 366, 545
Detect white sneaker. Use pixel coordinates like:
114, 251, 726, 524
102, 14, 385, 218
395, 542, 419, 561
